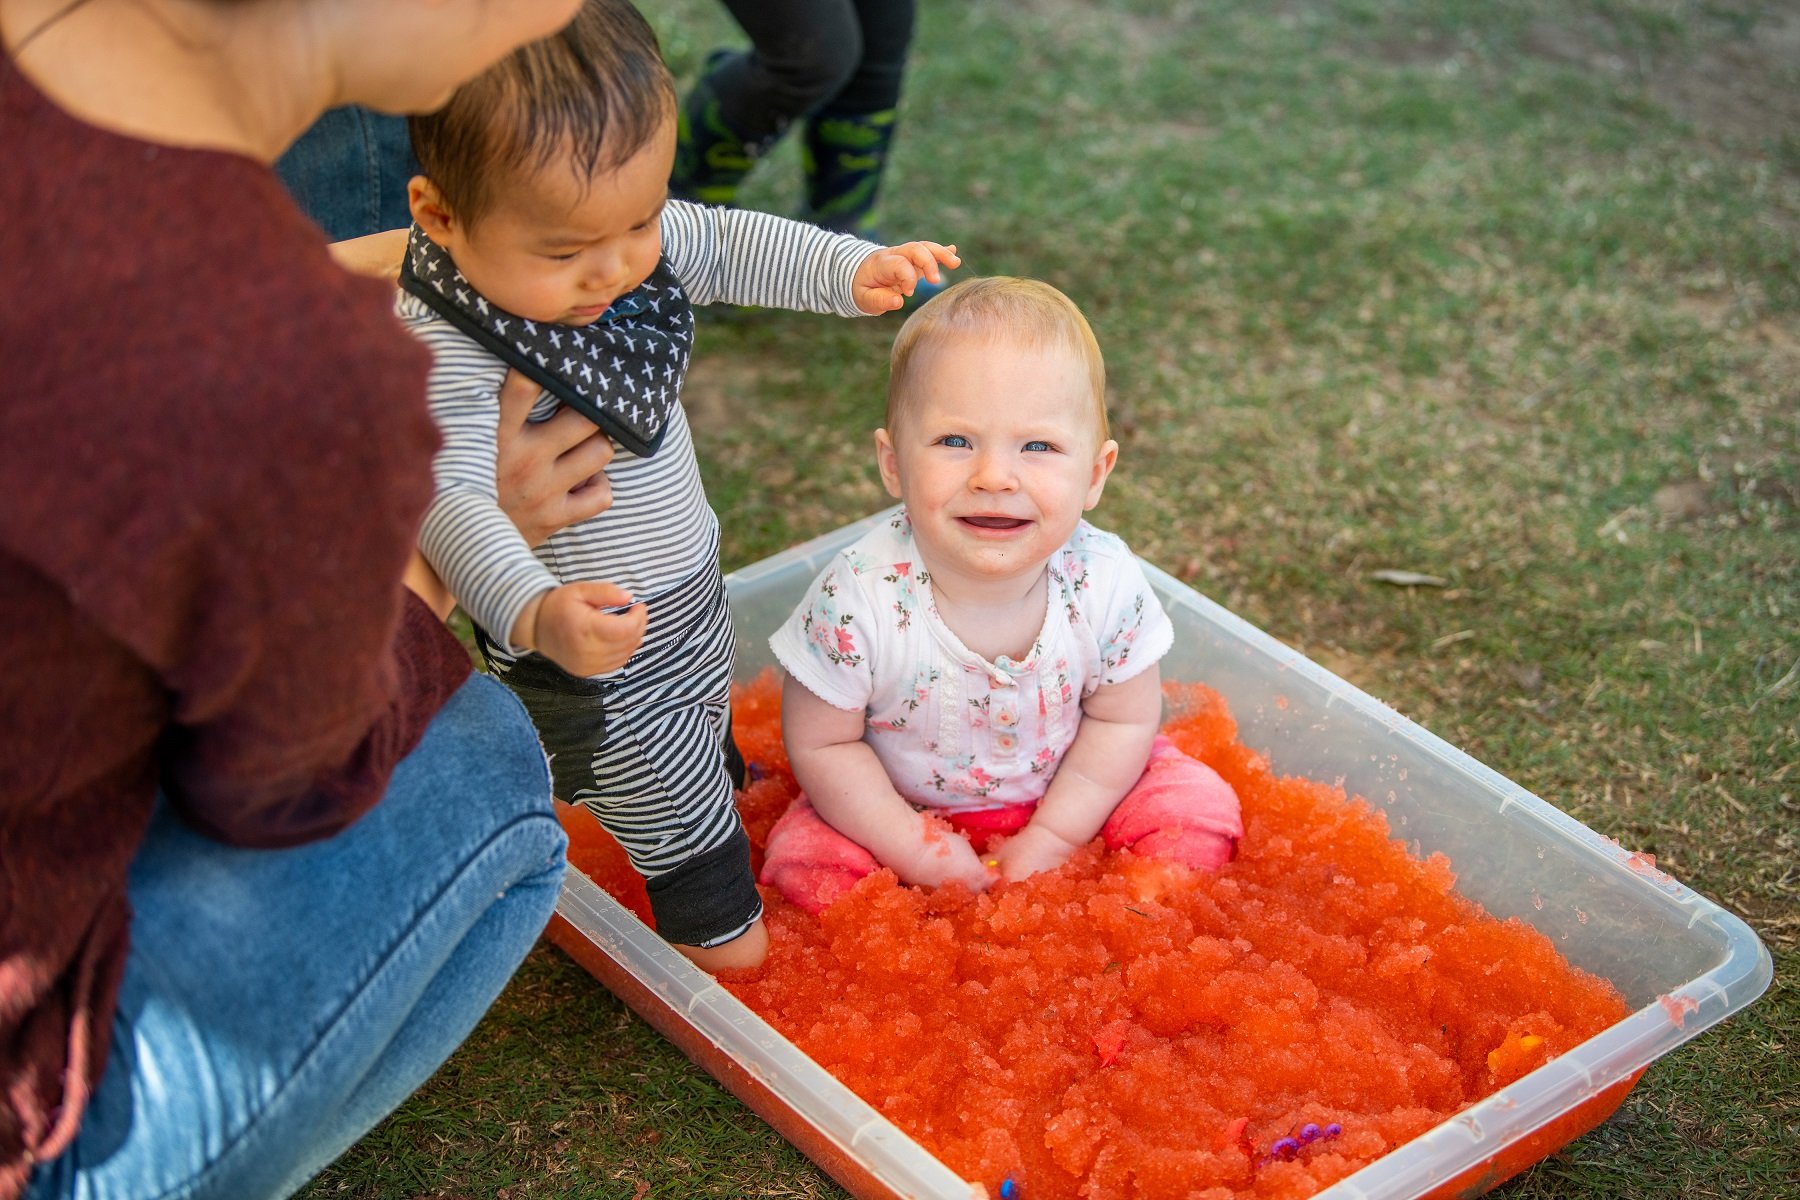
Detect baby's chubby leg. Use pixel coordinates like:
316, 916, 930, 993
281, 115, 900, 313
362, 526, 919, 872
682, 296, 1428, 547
760, 794, 882, 915
1101, 736, 1244, 871
678, 915, 769, 971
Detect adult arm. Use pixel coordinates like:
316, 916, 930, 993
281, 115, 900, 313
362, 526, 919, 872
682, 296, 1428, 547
155, 338, 473, 848
402, 548, 454, 620
327, 227, 409, 282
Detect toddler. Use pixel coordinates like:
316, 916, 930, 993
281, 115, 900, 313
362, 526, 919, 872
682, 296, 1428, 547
397, 0, 957, 969
763, 278, 1242, 912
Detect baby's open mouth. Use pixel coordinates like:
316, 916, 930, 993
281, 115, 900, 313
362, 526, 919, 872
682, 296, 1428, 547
961, 515, 1029, 530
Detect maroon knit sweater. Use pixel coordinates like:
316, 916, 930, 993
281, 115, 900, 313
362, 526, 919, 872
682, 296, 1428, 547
0, 56, 473, 1196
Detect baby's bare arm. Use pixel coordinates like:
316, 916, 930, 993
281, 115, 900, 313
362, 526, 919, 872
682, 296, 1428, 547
782, 673, 993, 891
992, 667, 1163, 880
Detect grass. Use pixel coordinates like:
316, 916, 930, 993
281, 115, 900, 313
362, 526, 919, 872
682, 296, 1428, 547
304, 1, 1797, 1196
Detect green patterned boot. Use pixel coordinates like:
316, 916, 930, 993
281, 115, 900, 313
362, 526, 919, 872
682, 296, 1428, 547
670, 52, 770, 207
801, 107, 898, 238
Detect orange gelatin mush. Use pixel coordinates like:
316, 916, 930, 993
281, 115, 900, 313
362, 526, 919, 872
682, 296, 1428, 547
563, 673, 1630, 1200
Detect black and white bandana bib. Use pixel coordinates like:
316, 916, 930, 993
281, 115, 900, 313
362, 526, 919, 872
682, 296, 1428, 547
399, 225, 693, 458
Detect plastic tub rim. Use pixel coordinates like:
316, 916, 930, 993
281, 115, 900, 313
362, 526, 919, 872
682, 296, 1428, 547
550, 506, 1772, 1200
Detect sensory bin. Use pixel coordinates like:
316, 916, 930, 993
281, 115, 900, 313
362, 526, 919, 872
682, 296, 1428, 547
563, 672, 1630, 1200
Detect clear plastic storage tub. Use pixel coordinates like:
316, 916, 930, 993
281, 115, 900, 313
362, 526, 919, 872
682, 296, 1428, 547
546, 508, 1772, 1200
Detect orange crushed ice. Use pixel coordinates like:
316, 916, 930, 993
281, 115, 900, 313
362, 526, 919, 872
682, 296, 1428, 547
565, 673, 1629, 1199
1657, 993, 1700, 1028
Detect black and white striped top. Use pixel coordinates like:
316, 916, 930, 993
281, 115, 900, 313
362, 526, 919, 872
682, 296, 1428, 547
400, 200, 875, 655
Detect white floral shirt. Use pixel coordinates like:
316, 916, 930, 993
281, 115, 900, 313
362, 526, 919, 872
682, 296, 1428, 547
770, 510, 1174, 811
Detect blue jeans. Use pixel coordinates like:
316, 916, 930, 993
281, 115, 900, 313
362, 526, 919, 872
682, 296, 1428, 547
26, 674, 567, 1200
273, 106, 417, 241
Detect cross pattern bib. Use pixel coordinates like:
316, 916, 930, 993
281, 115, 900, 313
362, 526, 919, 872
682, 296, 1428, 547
400, 226, 693, 457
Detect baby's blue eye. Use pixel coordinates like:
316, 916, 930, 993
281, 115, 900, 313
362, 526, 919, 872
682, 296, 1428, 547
938, 435, 970, 448
1024, 439, 1054, 452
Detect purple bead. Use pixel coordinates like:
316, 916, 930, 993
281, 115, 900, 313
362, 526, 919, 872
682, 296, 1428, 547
1325, 1123, 1343, 1139
1272, 1136, 1300, 1159
1299, 1122, 1321, 1143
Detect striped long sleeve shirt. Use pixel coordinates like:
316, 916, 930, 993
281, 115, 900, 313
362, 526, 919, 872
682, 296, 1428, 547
399, 200, 876, 655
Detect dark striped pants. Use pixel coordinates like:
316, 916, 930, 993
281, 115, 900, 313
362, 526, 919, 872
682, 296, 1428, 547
480, 563, 762, 946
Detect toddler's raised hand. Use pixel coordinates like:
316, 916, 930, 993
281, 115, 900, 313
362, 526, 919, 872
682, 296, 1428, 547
852, 241, 961, 314
525, 581, 646, 677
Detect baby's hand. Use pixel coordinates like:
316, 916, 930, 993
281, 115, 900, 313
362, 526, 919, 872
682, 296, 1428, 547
526, 581, 647, 677
987, 822, 1084, 882
894, 814, 996, 892
852, 241, 961, 314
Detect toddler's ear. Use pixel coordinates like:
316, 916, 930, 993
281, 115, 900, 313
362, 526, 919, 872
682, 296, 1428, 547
1084, 438, 1119, 509
874, 428, 903, 500
407, 176, 456, 242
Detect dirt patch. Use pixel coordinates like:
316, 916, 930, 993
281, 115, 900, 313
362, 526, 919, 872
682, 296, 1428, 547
1644, 8, 1800, 153
681, 346, 804, 434
1652, 477, 1718, 524
1524, 4, 1800, 155
1734, 896, 1800, 952
1297, 640, 1410, 698
1363, 31, 1462, 68
1752, 316, 1800, 357
1675, 291, 1738, 328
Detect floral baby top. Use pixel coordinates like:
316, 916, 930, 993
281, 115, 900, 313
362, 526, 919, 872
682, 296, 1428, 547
769, 509, 1174, 811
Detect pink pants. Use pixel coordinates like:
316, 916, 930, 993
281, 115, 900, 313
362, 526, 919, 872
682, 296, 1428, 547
760, 736, 1244, 914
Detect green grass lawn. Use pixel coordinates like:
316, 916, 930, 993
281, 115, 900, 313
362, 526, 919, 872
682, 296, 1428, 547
304, 1, 1796, 1196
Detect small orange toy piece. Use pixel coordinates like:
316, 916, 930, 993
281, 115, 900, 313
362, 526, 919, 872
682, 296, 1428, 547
1486, 1032, 1550, 1085
1091, 1020, 1130, 1068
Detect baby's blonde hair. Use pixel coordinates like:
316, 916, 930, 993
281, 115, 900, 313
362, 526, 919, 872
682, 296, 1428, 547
886, 277, 1108, 439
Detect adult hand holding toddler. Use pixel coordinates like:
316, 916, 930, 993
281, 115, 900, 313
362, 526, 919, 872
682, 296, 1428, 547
494, 368, 618, 549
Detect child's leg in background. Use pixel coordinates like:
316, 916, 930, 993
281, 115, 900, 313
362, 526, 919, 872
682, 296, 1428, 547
672, 0, 921, 238
671, 0, 865, 205
479, 568, 764, 962
801, 0, 917, 236
1101, 736, 1244, 871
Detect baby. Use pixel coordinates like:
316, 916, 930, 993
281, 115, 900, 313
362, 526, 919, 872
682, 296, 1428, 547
763, 278, 1243, 912
397, 0, 956, 969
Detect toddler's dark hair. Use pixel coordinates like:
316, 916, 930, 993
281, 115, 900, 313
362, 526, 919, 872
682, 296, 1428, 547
409, 0, 675, 227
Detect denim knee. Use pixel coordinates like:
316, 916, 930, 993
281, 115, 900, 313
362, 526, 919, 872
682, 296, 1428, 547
418, 674, 559, 846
